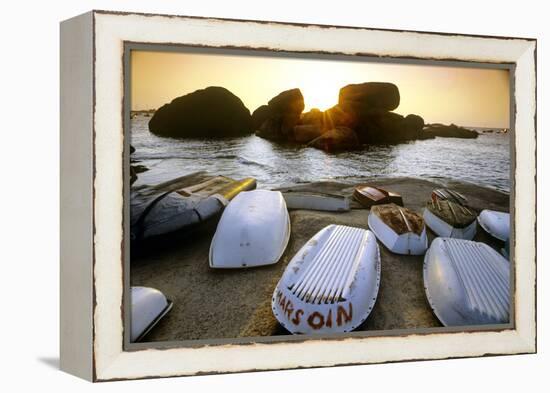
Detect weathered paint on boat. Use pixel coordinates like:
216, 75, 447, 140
209, 190, 290, 268
477, 209, 510, 241
368, 203, 428, 255
431, 188, 468, 206
130, 172, 256, 240
423, 199, 477, 240
272, 225, 381, 334
282, 191, 350, 212
131, 286, 173, 342
423, 238, 510, 326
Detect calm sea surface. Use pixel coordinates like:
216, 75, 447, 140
131, 116, 510, 193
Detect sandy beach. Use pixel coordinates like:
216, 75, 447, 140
130, 176, 509, 342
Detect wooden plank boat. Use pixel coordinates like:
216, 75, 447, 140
477, 209, 510, 241
353, 185, 403, 208
272, 225, 380, 334
130, 286, 173, 342
368, 203, 428, 255
209, 190, 290, 268
423, 238, 510, 326
423, 199, 477, 240
130, 172, 256, 241
431, 188, 468, 206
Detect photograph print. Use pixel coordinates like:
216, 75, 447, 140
128, 46, 512, 344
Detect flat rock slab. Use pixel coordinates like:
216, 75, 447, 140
130, 177, 509, 342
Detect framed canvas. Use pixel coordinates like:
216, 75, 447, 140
60, 10, 537, 382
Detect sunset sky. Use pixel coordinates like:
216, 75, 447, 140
131, 50, 510, 129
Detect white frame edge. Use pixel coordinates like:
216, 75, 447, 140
63, 10, 536, 381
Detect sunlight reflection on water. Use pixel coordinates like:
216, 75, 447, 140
131, 116, 510, 193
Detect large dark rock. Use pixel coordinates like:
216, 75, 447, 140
354, 111, 425, 144
423, 123, 478, 139
339, 82, 400, 115
255, 88, 305, 141
307, 127, 360, 152
299, 108, 324, 128
268, 88, 305, 114
293, 124, 325, 143
148, 86, 253, 138
251, 105, 271, 130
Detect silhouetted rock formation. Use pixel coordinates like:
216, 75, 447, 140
252, 83, 478, 150
339, 82, 400, 114
307, 127, 360, 152
251, 105, 271, 130
294, 124, 325, 143
423, 123, 478, 139
351, 111, 425, 144
149, 86, 253, 138
151, 84, 479, 150
254, 88, 305, 141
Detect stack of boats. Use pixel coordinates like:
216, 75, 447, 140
130, 174, 512, 340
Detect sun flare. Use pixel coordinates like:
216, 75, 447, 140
132, 50, 511, 128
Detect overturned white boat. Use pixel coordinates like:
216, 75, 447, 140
281, 191, 350, 212
368, 203, 428, 255
209, 190, 290, 268
477, 209, 510, 241
130, 286, 173, 342
423, 199, 477, 240
423, 238, 510, 326
272, 225, 380, 334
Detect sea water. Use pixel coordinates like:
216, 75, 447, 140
131, 115, 510, 193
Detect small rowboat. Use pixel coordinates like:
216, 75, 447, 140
368, 203, 428, 255
477, 209, 510, 242
431, 188, 468, 206
130, 172, 256, 241
353, 185, 403, 208
209, 190, 290, 268
423, 199, 477, 240
130, 286, 173, 342
272, 225, 381, 334
423, 238, 510, 326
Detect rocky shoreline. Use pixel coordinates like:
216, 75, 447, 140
130, 176, 508, 341
146, 83, 479, 152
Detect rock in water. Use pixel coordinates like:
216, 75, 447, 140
307, 127, 359, 152
339, 82, 400, 115
293, 124, 325, 143
353, 111, 425, 144
255, 88, 305, 141
324, 105, 357, 129
251, 105, 271, 130
405, 114, 425, 133
268, 88, 305, 114
423, 123, 478, 139
300, 108, 324, 128
148, 86, 253, 138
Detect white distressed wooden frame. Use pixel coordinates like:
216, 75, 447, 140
60, 10, 536, 382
